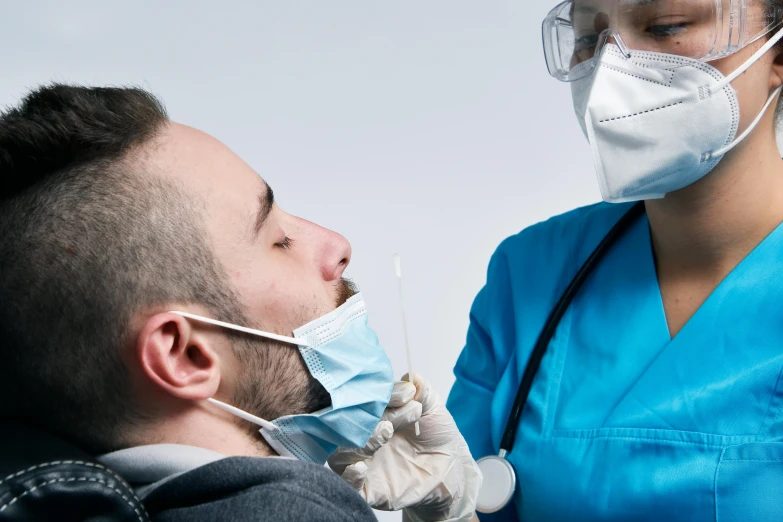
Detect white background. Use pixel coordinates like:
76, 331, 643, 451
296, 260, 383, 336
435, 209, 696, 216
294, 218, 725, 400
1, 2, 601, 519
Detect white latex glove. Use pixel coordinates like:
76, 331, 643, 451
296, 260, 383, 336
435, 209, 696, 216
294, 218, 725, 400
328, 374, 482, 522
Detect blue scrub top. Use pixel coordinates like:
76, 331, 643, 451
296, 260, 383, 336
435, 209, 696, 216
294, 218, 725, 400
447, 202, 783, 521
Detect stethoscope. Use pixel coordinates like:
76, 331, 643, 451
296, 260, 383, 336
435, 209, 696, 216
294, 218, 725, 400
475, 201, 646, 514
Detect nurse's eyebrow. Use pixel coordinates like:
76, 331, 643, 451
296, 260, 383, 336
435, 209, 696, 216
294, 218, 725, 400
253, 182, 275, 237
620, 0, 658, 6
573, 0, 658, 14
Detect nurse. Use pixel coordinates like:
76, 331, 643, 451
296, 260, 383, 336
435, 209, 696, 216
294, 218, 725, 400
447, 0, 783, 520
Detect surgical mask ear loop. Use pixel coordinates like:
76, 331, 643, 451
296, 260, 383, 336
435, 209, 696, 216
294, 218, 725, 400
702, 26, 783, 160
169, 311, 310, 347
168, 311, 303, 432
711, 26, 783, 95
705, 85, 783, 160
207, 398, 278, 432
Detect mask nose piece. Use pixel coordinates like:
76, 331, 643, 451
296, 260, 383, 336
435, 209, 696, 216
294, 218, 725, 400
613, 33, 632, 58
597, 30, 632, 59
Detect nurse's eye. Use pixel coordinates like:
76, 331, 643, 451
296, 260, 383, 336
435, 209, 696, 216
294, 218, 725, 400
275, 236, 295, 250
574, 33, 600, 53
646, 23, 688, 38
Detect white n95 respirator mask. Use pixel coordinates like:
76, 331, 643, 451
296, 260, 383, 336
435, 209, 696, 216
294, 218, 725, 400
172, 292, 394, 465
571, 29, 783, 203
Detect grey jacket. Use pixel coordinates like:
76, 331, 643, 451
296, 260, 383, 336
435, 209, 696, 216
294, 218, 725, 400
99, 444, 377, 522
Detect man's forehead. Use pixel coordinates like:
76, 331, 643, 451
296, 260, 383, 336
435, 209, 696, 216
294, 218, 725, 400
153, 123, 234, 170
144, 121, 273, 247
151, 122, 264, 194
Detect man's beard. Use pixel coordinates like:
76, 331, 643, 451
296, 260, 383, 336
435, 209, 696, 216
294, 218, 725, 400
233, 277, 358, 435
335, 277, 358, 308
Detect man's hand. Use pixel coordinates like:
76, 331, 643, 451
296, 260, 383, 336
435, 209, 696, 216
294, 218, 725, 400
328, 374, 482, 522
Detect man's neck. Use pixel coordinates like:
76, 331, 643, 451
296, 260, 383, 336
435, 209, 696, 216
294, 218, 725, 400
645, 120, 783, 278
129, 405, 278, 459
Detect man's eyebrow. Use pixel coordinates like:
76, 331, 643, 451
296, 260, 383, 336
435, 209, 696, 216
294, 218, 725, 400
253, 182, 275, 237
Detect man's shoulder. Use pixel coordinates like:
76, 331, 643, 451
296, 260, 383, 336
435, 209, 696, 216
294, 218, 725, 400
144, 456, 376, 522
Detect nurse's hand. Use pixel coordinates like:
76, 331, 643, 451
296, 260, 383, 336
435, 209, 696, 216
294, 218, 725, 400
327, 374, 482, 522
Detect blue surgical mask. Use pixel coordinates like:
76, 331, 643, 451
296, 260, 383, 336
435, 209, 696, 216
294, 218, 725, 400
171, 293, 394, 465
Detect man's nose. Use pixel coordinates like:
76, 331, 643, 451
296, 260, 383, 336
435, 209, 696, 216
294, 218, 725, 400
289, 215, 352, 282
319, 228, 352, 282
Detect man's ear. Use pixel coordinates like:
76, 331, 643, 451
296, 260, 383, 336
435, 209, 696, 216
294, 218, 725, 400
137, 312, 221, 401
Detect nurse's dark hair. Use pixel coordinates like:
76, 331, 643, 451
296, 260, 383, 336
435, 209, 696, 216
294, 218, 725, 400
0, 84, 249, 453
765, 0, 783, 121
766, 0, 783, 48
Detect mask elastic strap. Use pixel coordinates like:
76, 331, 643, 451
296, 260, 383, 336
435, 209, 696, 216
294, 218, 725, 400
712, 26, 783, 94
706, 85, 783, 160
169, 311, 309, 347
207, 398, 278, 431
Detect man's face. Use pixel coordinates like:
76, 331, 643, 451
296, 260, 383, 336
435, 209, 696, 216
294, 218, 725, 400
157, 123, 352, 333
150, 122, 353, 422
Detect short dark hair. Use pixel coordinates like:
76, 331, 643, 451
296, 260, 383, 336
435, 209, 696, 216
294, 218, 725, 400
765, 0, 783, 122
0, 84, 246, 453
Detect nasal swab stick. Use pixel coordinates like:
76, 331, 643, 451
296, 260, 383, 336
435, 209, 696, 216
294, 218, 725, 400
393, 253, 420, 436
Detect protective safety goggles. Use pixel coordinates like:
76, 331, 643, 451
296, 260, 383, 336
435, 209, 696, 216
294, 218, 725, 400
543, 0, 783, 81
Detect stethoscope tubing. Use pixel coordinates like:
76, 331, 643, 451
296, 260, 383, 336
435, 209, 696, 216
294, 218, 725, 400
498, 201, 645, 452
477, 202, 646, 514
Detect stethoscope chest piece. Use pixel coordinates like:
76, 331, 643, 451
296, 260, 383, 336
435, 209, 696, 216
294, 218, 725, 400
475, 454, 516, 514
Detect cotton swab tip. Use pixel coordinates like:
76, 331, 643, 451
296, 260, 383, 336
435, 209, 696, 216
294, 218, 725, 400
393, 254, 402, 278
